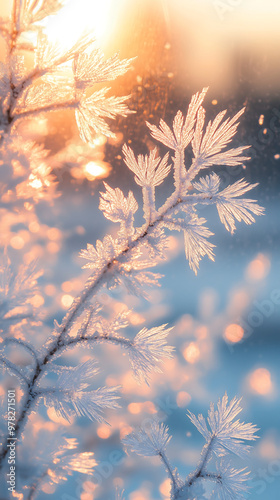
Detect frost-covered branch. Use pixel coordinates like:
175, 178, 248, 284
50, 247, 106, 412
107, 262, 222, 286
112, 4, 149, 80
0, 81, 263, 497
123, 394, 258, 500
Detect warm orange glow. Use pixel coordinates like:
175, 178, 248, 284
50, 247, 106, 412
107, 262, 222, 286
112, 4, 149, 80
61, 294, 74, 308
47, 241, 60, 254
196, 325, 208, 339
259, 438, 280, 460
130, 492, 148, 500
44, 284, 56, 296
42, 0, 114, 49
224, 324, 244, 343
41, 482, 56, 494
249, 368, 273, 395
228, 289, 250, 314
128, 402, 141, 414
183, 342, 200, 363
212, 99, 218, 105
97, 425, 111, 439
159, 478, 171, 497
119, 425, 133, 440
47, 228, 61, 240
10, 235, 25, 249
28, 176, 43, 189
84, 161, 109, 180
30, 294, 45, 307
176, 391, 191, 407
128, 312, 145, 325
83, 480, 97, 492
81, 493, 94, 500
259, 114, 264, 125
28, 221, 40, 233
246, 254, 270, 281
62, 281, 73, 292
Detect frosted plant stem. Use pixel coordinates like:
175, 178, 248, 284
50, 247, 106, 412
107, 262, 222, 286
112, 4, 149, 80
27, 470, 48, 500
0, 188, 213, 470
187, 436, 215, 487
0, 357, 28, 385
158, 451, 177, 491
13, 100, 79, 121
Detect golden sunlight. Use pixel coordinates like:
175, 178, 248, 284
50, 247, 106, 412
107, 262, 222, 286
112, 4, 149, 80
84, 161, 110, 180
42, 0, 114, 49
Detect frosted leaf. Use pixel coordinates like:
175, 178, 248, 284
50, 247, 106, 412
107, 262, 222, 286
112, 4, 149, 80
116, 269, 162, 299
163, 212, 215, 274
34, 31, 94, 71
74, 45, 133, 89
0, 256, 41, 334
57, 359, 99, 390
99, 183, 138, 227
35, 31, 62, 70
41, 361, 120, 423
79, 235, 118, 269
212, 460, 250, 500
15, 78, 74, 113
182, 215, 215, 274
193, 172, 221, 196
69, 385, 120, 423
127, 324, 174, 383
123, 144, 171, 188
188, 393, 258, 458
146, 87, 208, 150
123, 422, 171, 457
95, 310, 130, 337
215, 178, 265, 234
21, 0, 64, 26
76, 88, 131, 141
192, 106, 249, 168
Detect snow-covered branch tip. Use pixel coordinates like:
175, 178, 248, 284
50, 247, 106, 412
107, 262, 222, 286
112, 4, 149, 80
123, 393, 258, 499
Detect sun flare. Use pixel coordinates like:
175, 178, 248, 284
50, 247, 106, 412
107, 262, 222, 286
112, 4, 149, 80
42, 0, 114, 49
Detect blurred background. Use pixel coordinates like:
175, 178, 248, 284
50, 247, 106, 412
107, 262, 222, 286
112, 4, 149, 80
0, 0, 280, 499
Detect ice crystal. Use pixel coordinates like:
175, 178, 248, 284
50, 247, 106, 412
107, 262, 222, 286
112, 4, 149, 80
123, 422, 171, 457
188, 393, 258, 458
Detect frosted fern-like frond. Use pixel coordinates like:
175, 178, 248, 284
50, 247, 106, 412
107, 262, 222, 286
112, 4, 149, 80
188, 393, 258, 458
123, 422, 171, 457
191, 107, 249, 169
79, 235, 118, 270
212, 460, 250, 500
123, 395, 257, 499
99, 183, 138, 227
40, 360, 120, 422
74, 45, 134, 89
76, 88, 132, 141
215, 179, 264, 234
146, 87, 208, 150
20, 0, 64, 27
0, 255, 41, 334
123, 144, 171, 188
194, 173, 264, 234
127, 324, 174, 383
